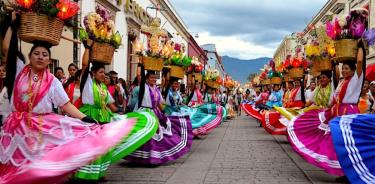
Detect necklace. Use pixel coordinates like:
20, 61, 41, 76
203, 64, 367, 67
32, 73, 39, 82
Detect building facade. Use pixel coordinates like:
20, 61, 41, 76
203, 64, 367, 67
201, 44, 225, 79
124, 0, 190, 82
273, 35, 296, 67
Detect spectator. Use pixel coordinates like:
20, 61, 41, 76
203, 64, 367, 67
54, 67, 66, 83
67, 63, 78, 78
305, 81, 316, 102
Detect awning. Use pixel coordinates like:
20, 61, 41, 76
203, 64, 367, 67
366, 64, 375, 81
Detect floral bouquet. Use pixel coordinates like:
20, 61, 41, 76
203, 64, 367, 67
187, 56, 204, 74
267, 60, 283, 84
79, 6, 121, 64
79, 6, 121, 49
10, 0, 79, 45
326, 8, 368, 62
12, 0, 79, 21
203, 68, 222, 88
165, 43, 192, 67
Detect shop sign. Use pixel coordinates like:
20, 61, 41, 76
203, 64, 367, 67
125, 0, 151, 25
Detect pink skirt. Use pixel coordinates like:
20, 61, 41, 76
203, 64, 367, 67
0, 112, 135, 184
288, 104, 359, 176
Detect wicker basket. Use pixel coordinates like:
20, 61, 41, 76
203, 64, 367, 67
19, 12, 64, 46
318, 58, 332, 72
289, 68, 304, 79
143, 57, 164, 71
271, 77, 282, 85
170, 65, 185, 79
90, 42, 115, 65
206, 80, 220, 89
335, 39, 358, 63
193, 73, 203, 82
261, 79, 271, 85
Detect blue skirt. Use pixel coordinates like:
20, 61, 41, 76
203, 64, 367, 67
330, 114, 375, 184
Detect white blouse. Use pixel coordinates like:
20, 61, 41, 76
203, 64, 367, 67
82, 75, 114, 105
11, 59, 69, 114
336, 71, 363, 104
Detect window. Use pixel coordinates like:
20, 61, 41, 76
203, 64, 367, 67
49, 59, 59, 75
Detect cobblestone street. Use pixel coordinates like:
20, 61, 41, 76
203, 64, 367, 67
101, 115, 343, 184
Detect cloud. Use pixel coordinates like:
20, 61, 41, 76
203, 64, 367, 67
196, 32, 275, 60
171, 0, 327, 59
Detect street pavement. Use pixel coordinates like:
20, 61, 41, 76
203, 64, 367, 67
99, 115, 344, 184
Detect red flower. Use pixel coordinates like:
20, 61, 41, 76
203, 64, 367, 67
291, 58, 302, 68
56, 0, 80, 20
17, 0, 34, 9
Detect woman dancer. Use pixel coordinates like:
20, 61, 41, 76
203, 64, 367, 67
0, 16, 137, 183
74, 42, 158, 180
288, 41, 365, 176
125, 68, 193, 165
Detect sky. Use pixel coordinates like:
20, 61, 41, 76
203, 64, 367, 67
171, 0, 328, 60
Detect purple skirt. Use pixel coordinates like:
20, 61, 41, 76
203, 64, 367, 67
125, 114, 193, 165
287, 104, 359, 176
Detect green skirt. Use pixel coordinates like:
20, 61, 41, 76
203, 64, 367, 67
74, 109, 158, 180
80, 104, 114, 123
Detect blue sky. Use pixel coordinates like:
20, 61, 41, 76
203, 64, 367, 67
171, 0, 327, 59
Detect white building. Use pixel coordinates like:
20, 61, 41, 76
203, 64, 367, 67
201, 44, 225, 79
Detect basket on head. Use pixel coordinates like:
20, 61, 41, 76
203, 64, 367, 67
334, 39, 358, 63
19, 12, 64, 46
261, 79, 271, 85
271, 77, 282, 85
170, 65, 185, 79
318, 58, 332, 72
206, 80, 219, 89
143, 56, 164, 71
289, 68, 304, 79
193, 73, 203, 82
91, 42, 115, 65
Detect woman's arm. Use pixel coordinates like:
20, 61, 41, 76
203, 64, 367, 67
2, 13, 16, 64
81, 40, 93, 75
61, 102, 86, 119
356, 47, 364, 78
108, 103, 119, 113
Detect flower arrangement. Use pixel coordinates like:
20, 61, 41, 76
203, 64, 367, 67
12, 0, 79, 21
79, 6, 122, 49
326, 8, 368, 40
283, 55, 308, 70
364, 28, 375, 47
203, 68, 220, 81
164, 43, 192, 67
187, 56, 204, 74
224, 76, 235, 89
203, 68, 222, 88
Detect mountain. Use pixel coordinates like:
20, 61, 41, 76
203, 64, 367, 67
221, 56, 271, 84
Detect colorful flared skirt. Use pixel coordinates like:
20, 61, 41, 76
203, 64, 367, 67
74, 110, 158, 180
125, 113, 193, 165
241, 104, 262, 121
260, 111, 286, 135
287, 109, 344, 176
167, 104, 223, 137
330, 114, 375, 184
0, 113, 136, 184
